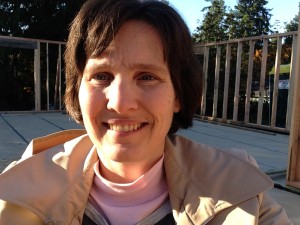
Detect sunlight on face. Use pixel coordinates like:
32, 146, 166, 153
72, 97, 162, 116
79, 20, 180, 181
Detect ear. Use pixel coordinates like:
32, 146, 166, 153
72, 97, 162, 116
173, 98, 181, 113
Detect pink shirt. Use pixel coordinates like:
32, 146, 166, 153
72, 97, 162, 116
89, 156, 168, 225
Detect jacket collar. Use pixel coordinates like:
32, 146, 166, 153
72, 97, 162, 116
164, 135, 273, 224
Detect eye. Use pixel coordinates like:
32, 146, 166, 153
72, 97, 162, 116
138, 73, 156, 81
90, 72, 113, 84
93, 73, 112, 81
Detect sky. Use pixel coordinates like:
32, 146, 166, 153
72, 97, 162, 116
168, 0, 300, 33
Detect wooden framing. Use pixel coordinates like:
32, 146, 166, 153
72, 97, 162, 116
271, 37, 282, 128
0, 36, 37, 49
233, 42, 242, 121
222, 43, 232, 119
244, 40, 255, 123
34, 43, 41, 111
0, 35, 65, 112
287, 16, 300, 189
257, 38, 268, 126
286, 34, 297, 130
196, 31, 299, 133
201, 46, 209, 116
212, 45, 221, 118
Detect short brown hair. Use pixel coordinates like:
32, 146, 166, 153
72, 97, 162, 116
64, 0, 201, 134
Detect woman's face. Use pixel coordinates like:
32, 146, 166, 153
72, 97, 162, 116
79, 20, 180, 175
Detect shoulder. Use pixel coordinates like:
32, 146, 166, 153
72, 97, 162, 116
0, 130, 97, 224
6, 129, 93, 172
164, 134, 273, 197
166, 134, 257, 167
23, 129, 87, 156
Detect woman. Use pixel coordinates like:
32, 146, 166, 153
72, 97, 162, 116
0, 0, 292, 224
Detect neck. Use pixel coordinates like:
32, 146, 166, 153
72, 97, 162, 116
98, 154, 164, 183
90, 156, 169, 225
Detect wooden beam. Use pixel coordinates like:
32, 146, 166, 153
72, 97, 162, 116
233, 42, 242, 121
244, 40, 255, 123
286, 34, 297, 130
0, 38, 37, 49
201, 46, 209, 116
257, 38, 268, 125
222, 43, 231, 119
271, 37, 283, 128
34, 43, 41, 111
287, 9, 300, 189
212, 46, 221, 118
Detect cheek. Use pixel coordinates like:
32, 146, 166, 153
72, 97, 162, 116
149, 85, 177, 116
79, 83, 104, 117
78, 83, 90, 114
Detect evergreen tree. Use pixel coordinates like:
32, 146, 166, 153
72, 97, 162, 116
194, 0, 227, 43
283, 14, 298, 57
0, 0, 85, 41
285, 14, 298, 32
224, 8, 239, 40
234, 0, 272, 38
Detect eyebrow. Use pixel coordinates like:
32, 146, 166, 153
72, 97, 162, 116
90, 59, 169, 74
91, 48, 169, 73
127, 63, 168, 73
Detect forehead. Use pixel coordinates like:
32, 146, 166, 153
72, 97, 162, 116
108, 21, 163, 56
86, 20, 168, 73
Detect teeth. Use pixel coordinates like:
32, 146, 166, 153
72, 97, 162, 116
109, 123, 142, 132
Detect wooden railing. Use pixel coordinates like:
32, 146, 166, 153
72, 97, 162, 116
0, 32, 298, 134
0, 35, 65, 111
194, 31, 298, 133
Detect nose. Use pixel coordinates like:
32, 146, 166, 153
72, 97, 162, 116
106, 77, 139, 113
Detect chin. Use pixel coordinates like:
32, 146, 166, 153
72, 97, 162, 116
98, 144, 141, 160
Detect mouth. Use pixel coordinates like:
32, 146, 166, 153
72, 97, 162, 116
106, 123, 145, 132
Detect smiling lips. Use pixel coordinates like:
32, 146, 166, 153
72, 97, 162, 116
108, 123, 143, 132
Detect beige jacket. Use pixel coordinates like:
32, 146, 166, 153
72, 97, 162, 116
0, 129, 291, 225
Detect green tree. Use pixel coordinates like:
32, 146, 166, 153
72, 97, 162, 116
223, 8, 238, 40
285, 14, 298, 32
282, 14, 298, 60
194, 0, 227, 43
194, 0, 272, 42
233, 0, 272, 38
0, 0, 85, 40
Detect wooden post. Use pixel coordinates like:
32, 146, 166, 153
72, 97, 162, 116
54, 59, 60, 109
58, 44, 62, 110
46, 43, 49, 111
233, 42, 242, 121
201, 46, 209, 116
244, 40, 255, 123
286, 34, 297, 130
257, 38, 268, 125
212, 46, 221, 118
222, 43, 231, 119
34, 42, 41, 111
271, 36, 282, 128
287, 4, 300, 189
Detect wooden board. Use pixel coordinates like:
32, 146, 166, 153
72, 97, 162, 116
287, 25, 300, 188
0, 37, 37, 49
